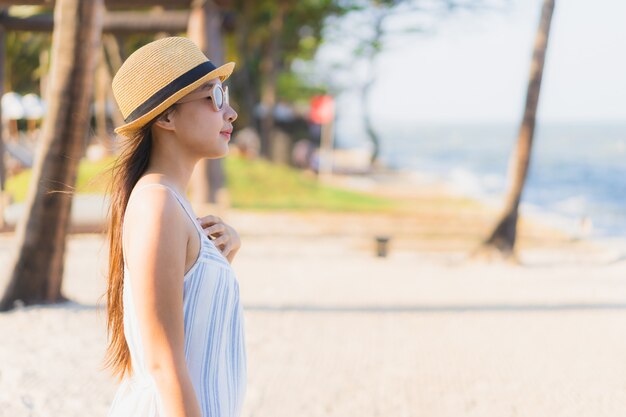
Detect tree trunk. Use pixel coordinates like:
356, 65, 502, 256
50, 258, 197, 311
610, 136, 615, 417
479, 0, 555, 259
0, 0, 103, 311
362, 75, 380, 166
259, 0, 286, 160
361, 11, 384, 166
187, 0, 227, 207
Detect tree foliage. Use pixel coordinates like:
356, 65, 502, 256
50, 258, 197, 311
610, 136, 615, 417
4, 8, 51, 94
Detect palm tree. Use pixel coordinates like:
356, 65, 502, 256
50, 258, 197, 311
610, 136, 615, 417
478, 0, 556, 260
0, 0, 103, 311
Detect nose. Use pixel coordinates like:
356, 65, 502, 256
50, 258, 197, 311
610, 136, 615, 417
225, 104, 238, 123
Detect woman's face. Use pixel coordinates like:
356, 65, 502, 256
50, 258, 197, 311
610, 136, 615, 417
169, 78, 238, 159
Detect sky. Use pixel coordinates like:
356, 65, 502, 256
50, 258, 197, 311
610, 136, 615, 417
314, 0, 626, 126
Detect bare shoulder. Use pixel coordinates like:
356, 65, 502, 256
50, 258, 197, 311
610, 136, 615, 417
123, 184, 189, 283
124, 184, 185, 242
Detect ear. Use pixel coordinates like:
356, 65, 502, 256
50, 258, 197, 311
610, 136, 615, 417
153, 108, 177, 132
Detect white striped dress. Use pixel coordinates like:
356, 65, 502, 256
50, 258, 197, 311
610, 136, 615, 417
107, 183, 247, 417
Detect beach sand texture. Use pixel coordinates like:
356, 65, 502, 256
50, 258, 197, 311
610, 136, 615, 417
1, 206, 626, 417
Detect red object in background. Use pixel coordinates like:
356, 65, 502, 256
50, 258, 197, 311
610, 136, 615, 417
309, 95, 335, 124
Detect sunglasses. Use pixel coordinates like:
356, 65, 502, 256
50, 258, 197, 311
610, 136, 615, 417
175, 84, 229, 111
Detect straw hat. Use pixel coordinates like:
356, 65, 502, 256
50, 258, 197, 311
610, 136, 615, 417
112, 37, 235, 137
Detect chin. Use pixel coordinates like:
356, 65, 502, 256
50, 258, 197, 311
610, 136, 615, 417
205, 147, 229, 159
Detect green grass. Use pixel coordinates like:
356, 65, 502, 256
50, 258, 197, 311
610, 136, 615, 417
5, 156, 115, 203
5, 156, 398, 212
225, 157, 397, 212
5, 168, 30, 203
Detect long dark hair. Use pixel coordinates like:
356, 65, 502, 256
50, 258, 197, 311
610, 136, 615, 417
100, 122, 152, 382
100, 106, 174, 382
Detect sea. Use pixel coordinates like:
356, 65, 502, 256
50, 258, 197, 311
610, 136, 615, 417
336, 122, 626, 238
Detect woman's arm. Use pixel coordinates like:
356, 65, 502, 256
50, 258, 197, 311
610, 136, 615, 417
124, 187, 202, 417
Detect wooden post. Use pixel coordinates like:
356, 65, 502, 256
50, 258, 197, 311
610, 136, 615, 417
187, 0, 227, 209
0, 10, 189, 34
258, 0, 287, 160
0, 0, 191, 7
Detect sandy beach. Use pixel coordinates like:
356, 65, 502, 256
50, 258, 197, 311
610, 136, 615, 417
1, 174, 626, 417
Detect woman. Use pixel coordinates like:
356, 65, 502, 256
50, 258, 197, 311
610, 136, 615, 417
103, 37, 246, 417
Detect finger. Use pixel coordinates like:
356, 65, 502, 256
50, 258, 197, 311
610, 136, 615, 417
204, 223, 227, 236
212, 235, 230, 248
197, 215, 223, 227
220, 242, 232, 257
205, 231, 219, 241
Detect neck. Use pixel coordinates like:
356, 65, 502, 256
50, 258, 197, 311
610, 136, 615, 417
143, 128, 199, 196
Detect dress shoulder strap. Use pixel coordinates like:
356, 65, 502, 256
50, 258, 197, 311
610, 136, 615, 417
126, 183, 202, 231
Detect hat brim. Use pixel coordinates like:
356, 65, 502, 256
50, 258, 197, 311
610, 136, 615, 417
114, 61, 235, 137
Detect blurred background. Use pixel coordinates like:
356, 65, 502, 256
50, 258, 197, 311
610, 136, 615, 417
0, 0, 625, 416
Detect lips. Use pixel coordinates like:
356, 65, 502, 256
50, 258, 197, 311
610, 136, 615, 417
220, 129, 232, 140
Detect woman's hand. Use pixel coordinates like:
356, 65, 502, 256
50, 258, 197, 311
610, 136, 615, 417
196, 215, 241, 263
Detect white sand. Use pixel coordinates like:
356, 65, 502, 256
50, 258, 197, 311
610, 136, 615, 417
1, 213, 626, 417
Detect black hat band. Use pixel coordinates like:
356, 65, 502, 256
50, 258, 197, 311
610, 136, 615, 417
124, 60, 218, 123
